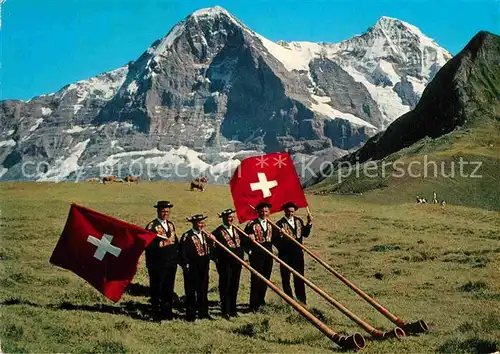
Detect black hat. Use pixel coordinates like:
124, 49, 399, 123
154, 201, 173, 208
218, 208, 236, 218
255, 201, 272, 210
281, 202, 298, 211
186, 214, 208, 222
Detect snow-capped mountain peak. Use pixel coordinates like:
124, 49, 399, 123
0, 8, 455, 182
191, 5, 232, 19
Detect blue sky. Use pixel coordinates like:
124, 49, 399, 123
1, 0, 498, 100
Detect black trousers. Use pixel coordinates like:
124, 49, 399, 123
249, 242, 273, 310
183, 258, 210, 320
280, 251, 306, 304
147, 263, 177, 318
217, 260, 242, 316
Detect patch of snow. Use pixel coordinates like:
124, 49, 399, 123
209, 159, 240, 175
37, 139, 90, 181
309, 101, 376, 129
127, 81, 138, 94
253, 34, 320, 72
406, 76, 427, 96
218, 150, 260, 159
73, 104, 84, 114
5, 129, 15, 136
0, 167, 7, 178
41, 107, 53, 116
60, 66, 128, 107
111, 140, 118, 148
311, 94, 331, 103
148, 21, 186, 58
0, 139, 16, 147
204, 127, 215, 139
377, 60, 400, 85
343, 65, 409, 125
29, 118, 44, 132
64, 125, 87, 134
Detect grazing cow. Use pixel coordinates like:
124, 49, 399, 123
194, 176, 208, 183
87, 177, 99, 182
102, 175, 117, 184
124, 175, 140, 184
416, 196, 427, 204
440, 200, 446, 208
190, 180, 205, 191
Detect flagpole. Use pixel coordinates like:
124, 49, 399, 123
232, 224, 404, 340
200, 230, 366, 351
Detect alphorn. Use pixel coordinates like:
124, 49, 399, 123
266, 218, 429, 335
200, 229, 366, 351
233, 224, 404, 340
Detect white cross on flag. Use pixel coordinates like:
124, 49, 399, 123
229, 152, 308, 223
50, 204, 157, 302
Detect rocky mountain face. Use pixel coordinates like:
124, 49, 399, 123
305, 31, 500, 187
0, 6, 451, 182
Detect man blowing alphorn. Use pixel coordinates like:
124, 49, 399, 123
243, 201, 276, 311
210, 208, 244, 318
274, 202, 312, 305
179, 214, 211, 321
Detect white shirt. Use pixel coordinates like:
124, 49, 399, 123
259, 218, 268, 232
287, 217, 295, 229
223, 224, 233, 237
191, 228, 205, 245
157, 218, 169, 232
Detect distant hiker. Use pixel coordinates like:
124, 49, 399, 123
274, 202, 313, 305
145, 201, 179, 321
433, 191, 438, 204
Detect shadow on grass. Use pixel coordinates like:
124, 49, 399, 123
124, 283, 150, 297
1, 297, 221, 322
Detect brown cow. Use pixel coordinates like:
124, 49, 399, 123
124, 175, 140, 184
190, 180, 205, 191
87, 177, 100, 182
194, 176, 208, 183
102, 175, 117, 184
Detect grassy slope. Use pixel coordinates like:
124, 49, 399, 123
1, 181, 499, 353
310, 117, 500, 211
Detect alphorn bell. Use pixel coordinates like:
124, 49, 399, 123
266, 217, 429, 335
232, 224, 404, 340
199, 230, 366, 351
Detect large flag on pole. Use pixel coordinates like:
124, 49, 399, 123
50, 203, 157, 302
229, 152, 308, 223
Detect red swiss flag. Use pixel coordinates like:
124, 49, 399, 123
229, 152, 308, 223
50, 204, 157, 302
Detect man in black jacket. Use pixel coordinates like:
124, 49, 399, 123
210, 208, 244, 318
243, 201, 275, 311
145, 200, 179, 321
275, 202, 312, 305
179, 214, 211, 321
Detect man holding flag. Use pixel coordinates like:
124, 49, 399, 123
229, 151, 310, 311
243, 201, 276, 311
